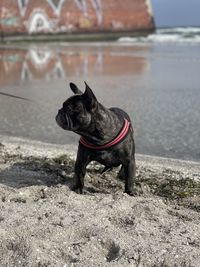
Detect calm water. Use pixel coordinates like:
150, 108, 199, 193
0, 35, 200, 161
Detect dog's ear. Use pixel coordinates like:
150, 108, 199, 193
83, 82, 97, 110
69, 82, 82, 94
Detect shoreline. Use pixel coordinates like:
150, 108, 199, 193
0, 30, 154, 44
0, 135, 199, 266
1, 134, 199, 168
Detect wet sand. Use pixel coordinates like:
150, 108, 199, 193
0, 135, 199, 266
0, 43, 200, 161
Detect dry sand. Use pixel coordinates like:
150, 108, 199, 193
0, 135, 199, 267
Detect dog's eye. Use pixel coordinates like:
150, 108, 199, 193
74, 103, 83, 113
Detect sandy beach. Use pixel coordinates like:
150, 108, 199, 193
0, 35, 200, 266
0, 135, 199, 266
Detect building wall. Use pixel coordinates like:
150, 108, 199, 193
0, 0, 154, 35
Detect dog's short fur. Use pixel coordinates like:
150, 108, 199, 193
56, 82, 136, 195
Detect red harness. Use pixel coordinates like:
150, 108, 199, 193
79, 119, 130, 150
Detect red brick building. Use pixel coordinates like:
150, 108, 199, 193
0, 0, 154, 36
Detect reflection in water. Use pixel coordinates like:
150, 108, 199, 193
0, 43, 152, 156
0, 45, 149, 85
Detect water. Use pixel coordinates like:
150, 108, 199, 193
0, 27, 200, 161
118, 27, 200, 43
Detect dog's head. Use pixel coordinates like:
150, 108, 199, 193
56, 82, 98, 133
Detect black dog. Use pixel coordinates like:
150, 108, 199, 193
56, 82, 136, 195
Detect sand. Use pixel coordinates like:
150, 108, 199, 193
0, 135, 200, 267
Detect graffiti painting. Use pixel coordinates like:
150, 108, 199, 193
18, 0, 29, 17
0, 0, 154, 35
90, 0, 102, 25
47, 0, 65, 17
28, 10, 52, 33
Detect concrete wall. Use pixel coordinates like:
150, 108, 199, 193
0, 0, 154, 36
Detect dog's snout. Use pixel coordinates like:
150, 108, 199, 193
58, 108, 63, 115
56, 109, 62, 122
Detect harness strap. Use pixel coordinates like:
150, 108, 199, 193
79, 119, 130, 150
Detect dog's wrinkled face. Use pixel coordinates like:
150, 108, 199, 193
56, 82, 97, 132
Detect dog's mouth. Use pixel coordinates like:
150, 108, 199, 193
56, 112, 73, 130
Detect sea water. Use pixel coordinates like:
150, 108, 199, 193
118, 27, 200, 43
0, 27, 200, 161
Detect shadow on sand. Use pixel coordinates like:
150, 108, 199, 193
0, 153, 121, 194
0, 150, 199, 211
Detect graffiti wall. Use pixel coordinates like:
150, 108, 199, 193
0, 0, 154, 35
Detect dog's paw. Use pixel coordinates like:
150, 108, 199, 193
125, 189, 135, 196
71, 184, 83, 194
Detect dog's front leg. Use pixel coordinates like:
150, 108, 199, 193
72, 161, 87, 194
124, 157, 136, 196
71, 148, 90, 194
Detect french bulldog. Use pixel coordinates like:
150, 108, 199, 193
56, 82, 136, 196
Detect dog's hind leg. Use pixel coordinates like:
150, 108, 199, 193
123, 157, 136, 196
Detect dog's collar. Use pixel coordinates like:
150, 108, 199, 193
79, 119, 130, 150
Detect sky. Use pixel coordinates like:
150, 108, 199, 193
151, 0, 200, 27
